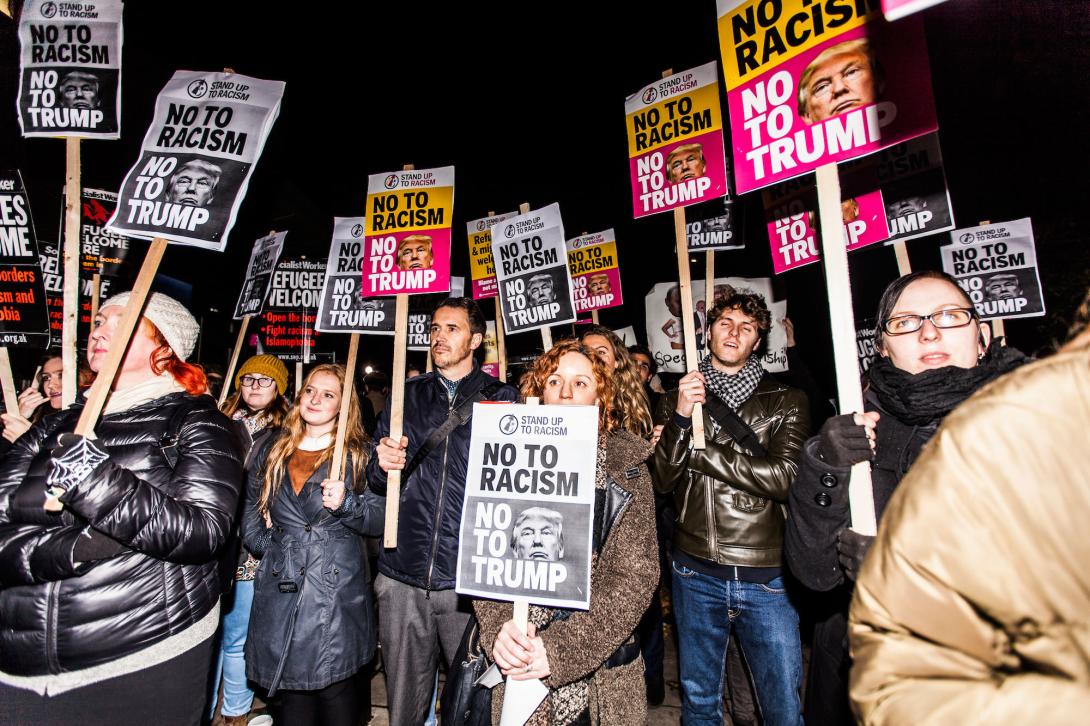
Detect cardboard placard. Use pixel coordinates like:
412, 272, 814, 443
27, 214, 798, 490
314, 217, 396, 335
467, 211, 518, 300
0, 170, 50, 348
686, 196, 744, 252
233, 231, 285, 319
566, 230, 623, 315
941, 219, 1046, 321
258, 257, 330, 362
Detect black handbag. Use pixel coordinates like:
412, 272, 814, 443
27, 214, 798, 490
440, 617, 493, 726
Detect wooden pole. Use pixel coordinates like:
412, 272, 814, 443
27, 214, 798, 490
218, 316, 251, 407
892, 241, 911, 277
495, 297, 507, 383
90, 269, 102, 323
329, 333, 359, 482
383, 163, 415, 548
295, 361, 303, 397
590, 310, 599, 325
62, 138, 81, 408
425, 353, 433, 373
815, 164, 876, 535
704, 250, 715, 353
0, 348, 19, 416
672, 208, 706, 450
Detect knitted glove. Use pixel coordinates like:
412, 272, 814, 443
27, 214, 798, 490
836, 528, 874, 581
814, 415, 874, 467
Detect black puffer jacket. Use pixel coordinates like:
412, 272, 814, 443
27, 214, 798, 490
366, 368, 517, 591
0, 392, 244, 676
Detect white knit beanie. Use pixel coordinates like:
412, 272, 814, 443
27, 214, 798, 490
100, 291, 200, 361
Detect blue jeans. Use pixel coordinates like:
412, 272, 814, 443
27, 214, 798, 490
208, 580, 256, 719
672, 560, 803, 726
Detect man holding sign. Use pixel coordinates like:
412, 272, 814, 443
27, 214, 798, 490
652, 292, 810, 726
366, 298, 517, 724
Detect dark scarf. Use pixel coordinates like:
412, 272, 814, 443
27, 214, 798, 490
867, 345, 1027, 425
698, 353, 765, 411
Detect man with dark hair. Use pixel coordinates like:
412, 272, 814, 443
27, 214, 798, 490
367, 297, 518, 725
653, 292, 810, 726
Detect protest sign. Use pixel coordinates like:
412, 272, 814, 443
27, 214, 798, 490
883, 0, 947, 21
625, 63, 729, 218
0, 170, 50, 348
566, 230, 623, 315
644, 277, 786, 374
233, 231, 285, 318
258, 257, 330, 362
39, 239, 125, 351
17, 0, 123, 139
60, 188, 142, 277
39, 241, 63, 346
314, 217, 396, 335
716, 1, 938, 193
941, 219, 1045, 321
491, 203, 576, 335
407, 277, 465, 351
361, 167, 454, 297
468, 211, 517, 300
481, 319, 500, 379
856, 320, 879, 373
456, 403, 598, 610
106, 70, 284, 251
686, 196, 744, 252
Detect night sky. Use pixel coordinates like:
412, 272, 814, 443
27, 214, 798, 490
3, 1, 1088, 389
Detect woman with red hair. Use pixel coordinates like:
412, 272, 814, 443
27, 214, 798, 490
473, 339, 660, 725
0, 292, 244, 725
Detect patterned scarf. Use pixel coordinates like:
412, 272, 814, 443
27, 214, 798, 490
698, 353, 765, 411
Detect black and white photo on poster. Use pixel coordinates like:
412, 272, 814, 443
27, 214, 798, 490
490, 203, 575, 335
0, 170, 50, 347
233, 231, 285, 319
456, 403, 598, 610
407, 277, 464, 351
315, 217, 395, 335
106, 70, 284, 251
17, 0, 123, 138
685, 196, 743, 251
941, 218, 1046, 321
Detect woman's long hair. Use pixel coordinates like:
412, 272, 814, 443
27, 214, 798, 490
147, 320, 208, 395
220, 388, 290, 429
519, 339, 619, 433
258, 364, 369, 518
580, 326, 652, 436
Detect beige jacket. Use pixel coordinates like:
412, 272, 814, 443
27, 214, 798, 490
849, 347, 1090, 724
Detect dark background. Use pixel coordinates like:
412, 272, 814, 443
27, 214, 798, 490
3, 1, 1088, 393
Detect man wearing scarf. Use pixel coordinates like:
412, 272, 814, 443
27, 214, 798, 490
652, 292, 811, 726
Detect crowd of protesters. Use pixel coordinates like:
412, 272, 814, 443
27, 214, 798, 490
0, 280, 1086, 726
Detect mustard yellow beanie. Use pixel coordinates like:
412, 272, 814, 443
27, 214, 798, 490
235, 354, 289, 395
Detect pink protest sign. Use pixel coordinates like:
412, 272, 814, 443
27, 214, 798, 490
882, 0, 948, 21
567, 231, 624, 315
717, 2, 938, 194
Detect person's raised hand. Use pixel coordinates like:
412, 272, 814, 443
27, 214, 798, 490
675, 370, 706, 419
376, 435, 409, 473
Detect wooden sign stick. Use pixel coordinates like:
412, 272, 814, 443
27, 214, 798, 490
0, 348, 19, 416
330, 333, 360, 481
704, 250, 715, 353
815, 164, 876, 535
495, 297, 507, 383
218, 316, 251, 407
61, 138, 81, 409
295, 361, 303, 397
893, 241, 911, 277
90, 268, 102, 323
383, 163, 415, 548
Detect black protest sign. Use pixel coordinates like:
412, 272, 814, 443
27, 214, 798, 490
233, 231, 285, 319
60, 188, 145, 278
258, 257, 332, 362
315, 217, 395, 335
17, 0, 123, 138
490, 203, 576, 335
0, 170, 50, 347
685, 196, 743, 252
456, 403, 598, 610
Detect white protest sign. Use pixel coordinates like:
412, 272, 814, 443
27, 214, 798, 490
233, 231, 285, 319
941, 218, 1046, 321
490, 203, 576, 335
315, 217, 395, 335
106, 70, 285, 251
18, 0, 123, 139
456, 403, 598, 610
407, 277, 465, 351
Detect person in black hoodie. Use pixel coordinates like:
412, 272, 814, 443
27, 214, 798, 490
784, 270, 1026, 725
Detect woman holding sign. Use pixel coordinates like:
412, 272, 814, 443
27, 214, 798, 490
784, 271, 1026, 725
0, 292, 245, 724
243, 363, 382, 726
475, 339, 659, 726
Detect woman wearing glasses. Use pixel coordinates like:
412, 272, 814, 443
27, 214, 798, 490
209, 354, 290, 725
784, 271, 1026, 725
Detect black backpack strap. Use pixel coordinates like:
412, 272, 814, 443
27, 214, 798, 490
702, 390, 769, 458
401, 380, 505, 484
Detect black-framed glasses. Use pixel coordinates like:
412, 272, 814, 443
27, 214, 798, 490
240, 375, 275, 388
882, 307, 976, 335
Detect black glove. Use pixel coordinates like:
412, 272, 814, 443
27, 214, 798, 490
47, 433, 109, 495
836, 528, 874, 581
73, 527, 127, 563
815, 415, 874, 467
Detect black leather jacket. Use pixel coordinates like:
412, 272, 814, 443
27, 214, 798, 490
0, 392, 244, 676
366, 368, 517, 591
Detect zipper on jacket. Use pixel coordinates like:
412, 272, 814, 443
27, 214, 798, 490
45, 581, 60, 673
424, 390, 456, 598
